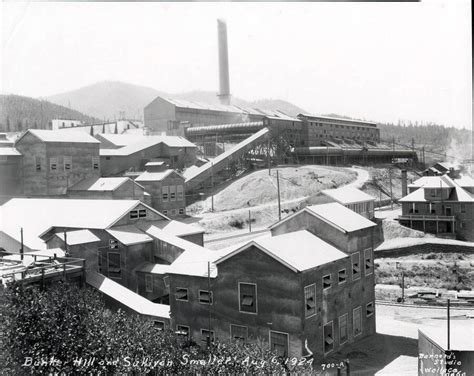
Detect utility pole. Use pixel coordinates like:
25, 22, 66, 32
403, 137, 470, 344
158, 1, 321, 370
20, 227, 24, 261
267, 138, 271, 175
211, 163, 214, 212
64, 229, 68, 256
389, 167, 393, 210
277, 170, 281, 221
401, 271, 405, 302
207, 261, 212, 350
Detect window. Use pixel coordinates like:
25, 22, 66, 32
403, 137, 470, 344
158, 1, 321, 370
49, 157, 58, 171
162, 186, 169, 202
339, 314, 348, 344
138, 209, 147, 218
460, 222, 466, 229
63, 156, 72, 170
230, 324, 248, 341
179, 208, 185, 215
35, 156, 41, 171
171, 209, 177, 216
201, 329, 215, 346
338, 269, 347, 284
145, 274, 153, 292
153, 321, 165, 330
170, 185, 176, 201
129, 210, 139, 219
304, 284, 316, 317
323, 322, 334, 354
176, 325, 190, 338
177, 185, 184, 201
461, 204, 466, 214
352, 252, 361, 280
107, 252, 121, 279
366, 302, 374, 317
109, 239, 119, 250
92, 156, 100, 169
199, 290, 213, 304
175, 287, 188, 302
269, 331, 289, 358
364, 249, 373, 276
353, 306, 362, 336
163, 276, 170, 288
323, 274, 332, 290
239, 282, 257, 314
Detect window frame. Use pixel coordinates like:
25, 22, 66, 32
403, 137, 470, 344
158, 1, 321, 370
230, 324, 248, 341
322, 274, 332, 291
107, 252, 122, 280
304, 283, 316, 318
175, 287, 189, 302
63, 155, 72, 171
129, 210, 139, 220
339, 313, 348, 345
268, 330, 289, 358
145, 274, 153, 293
200, 329, 215, 346
352, 252, 361, 281
238, 282, 257, 314
323, 321, 334, 355
338, 268, 347, 284
162, 186, 169, 202
176, 325, 190, 338
49, 157, 58, 172
364, 248, 373, 276
92, 156, 100, 170
353, 306, 362, 337
153, 321, 165, 330
198, 290, 213, 305
366, 301, 375, 317
35, 156, 41, 171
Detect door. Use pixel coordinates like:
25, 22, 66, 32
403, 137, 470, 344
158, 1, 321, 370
445, 207, 452, 216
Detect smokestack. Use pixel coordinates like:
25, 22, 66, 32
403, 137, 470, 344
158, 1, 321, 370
217, 19, 231, 105
401, 169, 408, 197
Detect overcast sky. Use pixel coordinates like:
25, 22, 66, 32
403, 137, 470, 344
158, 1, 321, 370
1, 0, 471, 129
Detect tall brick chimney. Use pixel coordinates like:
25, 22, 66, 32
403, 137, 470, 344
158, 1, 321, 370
217, 19, 231, 105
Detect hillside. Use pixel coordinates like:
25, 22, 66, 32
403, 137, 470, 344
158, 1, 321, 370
0, 94, 98, 132
46, 81, 164, 121
46, 81, 306, 120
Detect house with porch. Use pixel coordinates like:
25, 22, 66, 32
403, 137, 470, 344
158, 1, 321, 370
398, 175, 474, 241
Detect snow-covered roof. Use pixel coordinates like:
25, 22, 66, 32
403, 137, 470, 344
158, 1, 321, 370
0, 147, 21, 156
322, 187, 375, 204
398, 188, 427, 203
86, 272, 170, 319
17, 129, 100, 144
68, 177, 143, 191
54, 230, 100, 245
402, 175, 474, 203
216, 230, 348, 272
106, 225, 153, 246
305, 203, 376, 233
455, 175, 474, 188
0, 199, 166, 252
409, 176, 454, 189
135, 169, 184, 182
97, 134, 196, 157
143, 220, 204, 237
144, 225, 227, 278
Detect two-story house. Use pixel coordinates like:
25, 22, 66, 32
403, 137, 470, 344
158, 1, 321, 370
398, 175, 474, 240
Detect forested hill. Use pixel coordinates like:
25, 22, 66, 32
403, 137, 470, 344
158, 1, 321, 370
0, 94, 98, 132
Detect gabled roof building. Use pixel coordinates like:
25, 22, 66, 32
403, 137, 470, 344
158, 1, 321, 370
398, 175, 474, 240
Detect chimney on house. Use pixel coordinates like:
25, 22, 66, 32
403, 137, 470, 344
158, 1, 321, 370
217, 19, 231, 106
401, 169, 408, 197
